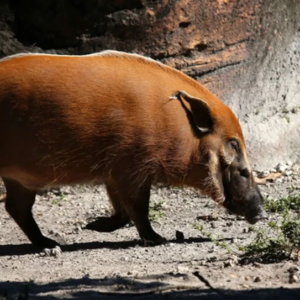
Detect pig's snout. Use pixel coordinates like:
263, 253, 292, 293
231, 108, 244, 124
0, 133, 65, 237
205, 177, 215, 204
245, 208, 268, 224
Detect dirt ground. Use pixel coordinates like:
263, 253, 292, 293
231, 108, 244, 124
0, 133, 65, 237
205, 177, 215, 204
1, 167, 300, 299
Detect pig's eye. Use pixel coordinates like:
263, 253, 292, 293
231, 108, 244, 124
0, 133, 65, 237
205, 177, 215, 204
229, 139, 240, 154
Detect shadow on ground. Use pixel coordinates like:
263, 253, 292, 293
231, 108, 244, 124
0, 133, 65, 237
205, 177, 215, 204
0, 277, 299, 300
0, 237, 214, 257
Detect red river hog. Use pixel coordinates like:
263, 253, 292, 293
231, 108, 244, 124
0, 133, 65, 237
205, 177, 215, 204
0, 51, 267, 248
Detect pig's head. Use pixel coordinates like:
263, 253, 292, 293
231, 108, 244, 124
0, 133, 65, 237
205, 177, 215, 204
173, 91, 267, 224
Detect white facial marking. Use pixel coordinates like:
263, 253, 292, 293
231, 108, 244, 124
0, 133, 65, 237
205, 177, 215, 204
202, 150, 225, 204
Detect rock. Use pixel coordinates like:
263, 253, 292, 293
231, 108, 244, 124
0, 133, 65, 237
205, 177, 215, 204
49, 230, 64, 238
40, 246, 62, 258
208, 247, 215, 254
276, 163, 288, 173
254, 276, 261, 282
175, 230, 185, 241
211, 222, 217, 229
284, 170, 293, 177
74, 225, 82, 234
288, 267, 299, 273
177, 265, 189, 273
289, 275, 298, 284
224, 260, 235, 268
257, 170, 270, 178
224, 256, 238, 268
61, 186, 73, 194
253, 262, 263, 268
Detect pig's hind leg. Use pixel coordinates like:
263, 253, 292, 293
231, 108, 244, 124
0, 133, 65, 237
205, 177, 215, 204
85, 179, 130, 232
3, 177, 59, 249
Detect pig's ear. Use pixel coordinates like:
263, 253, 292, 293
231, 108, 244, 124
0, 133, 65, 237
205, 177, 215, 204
170, 91, 214, 134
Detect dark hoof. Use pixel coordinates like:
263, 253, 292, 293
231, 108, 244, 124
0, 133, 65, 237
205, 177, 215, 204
84, 220, 99, 231
40, 245, 62, 257
141, 236, 167, 247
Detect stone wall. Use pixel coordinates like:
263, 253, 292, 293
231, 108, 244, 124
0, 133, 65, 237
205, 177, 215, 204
0, 0, 299, 169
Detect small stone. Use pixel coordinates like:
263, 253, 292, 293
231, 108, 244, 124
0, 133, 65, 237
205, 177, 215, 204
224, 257, 238, 268
146, 8, 155, 17
206, 256, 217, 262
276, 163, 288, 173
208, 247, 215, 254
211, 222, 217, 228
177, 265, 189, 273
254, 276, 261, 282
288, 267, 299, 274
74, 225, 82, 233
52, 246, 62, 257
269, 168, 277, 173
176, 230, 185, 241
257, 170, 269, 178
289, 275, 298, 283
224, 259, 236, 268
40, 248, 51, 257
253, 262, 263, 268
40, 246, 62, 258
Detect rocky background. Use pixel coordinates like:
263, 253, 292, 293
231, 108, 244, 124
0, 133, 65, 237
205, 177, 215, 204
0, 0, 299, 169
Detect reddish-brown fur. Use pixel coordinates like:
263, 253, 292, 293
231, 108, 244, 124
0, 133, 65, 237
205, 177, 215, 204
0, 51, 265, 248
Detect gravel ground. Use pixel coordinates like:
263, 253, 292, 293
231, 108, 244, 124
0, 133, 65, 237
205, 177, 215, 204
0, 164, 300, 299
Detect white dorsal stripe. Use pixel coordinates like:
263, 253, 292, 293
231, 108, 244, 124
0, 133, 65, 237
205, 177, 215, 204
0, 50, 165, 68
0, 50, 200, 91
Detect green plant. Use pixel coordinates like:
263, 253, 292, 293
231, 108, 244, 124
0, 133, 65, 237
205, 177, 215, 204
149, 200, 166, 221
241, 195, 300, 263
239, 225, 287, 261
241, 218, 300, 262
52, 192, 66, 205
264, 195, 300, 214
193, 223, 233, 253
281, 219, 300, 248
